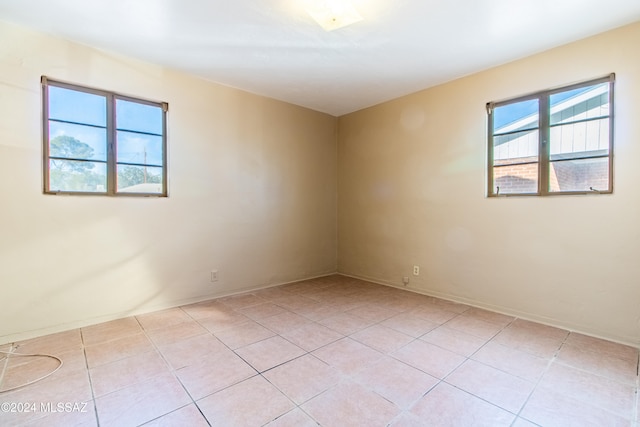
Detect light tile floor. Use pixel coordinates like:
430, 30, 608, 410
0, 275, 638, 427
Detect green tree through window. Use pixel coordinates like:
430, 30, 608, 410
49, 135, 107, 192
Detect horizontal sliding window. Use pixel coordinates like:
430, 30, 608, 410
43, 78, 168, 196
487, 74, 614, 196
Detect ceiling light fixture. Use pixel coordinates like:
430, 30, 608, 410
305, 0, 363, 31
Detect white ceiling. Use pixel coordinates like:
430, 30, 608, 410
1, 0, 639, 116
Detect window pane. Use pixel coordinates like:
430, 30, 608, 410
550, 118, 609, 158
49, 86, 106, 127
117, 165, 163, 193
493, 163, 539, 195
116, 131, 163, 166
49, 160, 107, 192
491, 99, 539, 196
549, 157, 609, 192
493, 129, 539, 164
49, 122, 107, 161
550, 82, 609, 125
116, 99, 163, 135
493, 99, 538, 132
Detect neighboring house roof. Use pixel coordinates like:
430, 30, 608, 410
495, 83, 609, 135
493, 84, 609, 162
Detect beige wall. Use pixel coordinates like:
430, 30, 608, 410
338, 22, 640, 346
0, 21, 337, 343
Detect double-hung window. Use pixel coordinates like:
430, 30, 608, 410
487, 74, 614, 196
42, 77, 168, 196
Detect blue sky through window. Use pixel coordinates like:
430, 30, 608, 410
49, 86, 106, 126
49, 86, 163, 166
116, 99, 163, 135
494, 86, 594, 130
494, 99, 538, 130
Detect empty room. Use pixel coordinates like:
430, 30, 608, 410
1, 0, 640, 426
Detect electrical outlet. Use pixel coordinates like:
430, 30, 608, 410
402, 276, 409, 286
211, 270, 218, 282
413, 265, 420, 276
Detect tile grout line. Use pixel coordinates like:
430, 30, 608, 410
0, 344, 14, 393
140, 307, 214, 426
380, 306, 517, 426
437, 315, 524, 425
293, 295, 484, 425
256, 295, 394, 425
184, 297, 317, 426
507, 330, 639, 423
87, 314, 208, 427
222, 289, 400, 425
79, 328, 101, 427
257, 354, 310, 426
508, 327, 570, 426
